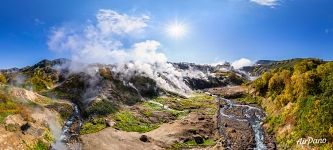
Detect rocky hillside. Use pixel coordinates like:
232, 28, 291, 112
0, 84, 72, 149
0, 59, 249, 150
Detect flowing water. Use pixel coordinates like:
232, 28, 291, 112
219, 97, 267, 150
52, 104, 82, 150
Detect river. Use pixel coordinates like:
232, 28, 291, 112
218, 97, 267, 150
52, 104, 82, 150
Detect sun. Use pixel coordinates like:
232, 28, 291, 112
166, 21, 187, 39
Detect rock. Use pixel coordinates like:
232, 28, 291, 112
139, 135, 150, 142
231, 129, 236, 133
198, 117, 205, 120
193, 135, 204, 144
105, 119, 116, 127
20, 123, 31, 132
21, 123, 44, 137
187, 129, 197, 134
181, 137, 191, 143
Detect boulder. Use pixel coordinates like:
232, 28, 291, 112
139, 135, 150, 142
193, 135, 204, 144
105, 119, 116, 127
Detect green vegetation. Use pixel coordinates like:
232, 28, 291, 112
41, 88, 77, 100
0, 73, 7, 84
170, 139, 216, 149
5, 123, 20, 132
142, 101, 188, 118
81, 118, 107, 134
23, 68, 57, 92
248, 59, 333, 149
154, 94, 216, 115
30, 140, 48, 150
43, 129, 55, 142
46, 102, 73, 121
0, 91, 20, 123
236, 94, 262, 105
113, 110, 159, 133
84, 99, 118, 117
248, 58, 313, 75
69, 96, 119, 135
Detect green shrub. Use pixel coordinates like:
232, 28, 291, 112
249, 59, 333, 149
81, 118, 106, 134
0, 92, 20, 123
171, 139, 216, 149
85, 99, 118, 117
0, 73, 6, 84
31, 140, 48, 150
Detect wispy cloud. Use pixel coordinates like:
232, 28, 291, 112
250, 0, 279, 7
34, 18, 45, 25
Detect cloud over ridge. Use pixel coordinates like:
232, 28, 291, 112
48, 9, 192, 95
232, 58, 253, 69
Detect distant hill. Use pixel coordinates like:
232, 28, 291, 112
240, 58, 323, 76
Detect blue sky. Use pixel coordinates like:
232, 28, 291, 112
0, 0, 333, 68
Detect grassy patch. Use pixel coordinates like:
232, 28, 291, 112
30, 140, 49, 150
0, 89, 34, 124
0, 97, 20, 123
170, 139, 216, 149
33, 97, 52, 105
143, 102, 163, 111
142, 101, 188, 119
43, 129, 55, 142
154, 94, 216, 115
80, 118, 107, 134
113, 110, 159, 133
5, 123, 20, 132
236, 94, 262, 105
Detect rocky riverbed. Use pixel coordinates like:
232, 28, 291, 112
52, 104, 82, 150
207, 86, 276, 150
218, 97, 266, 149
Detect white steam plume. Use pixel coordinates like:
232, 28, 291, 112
231, 58, 253, 69
48, 9, 192, 96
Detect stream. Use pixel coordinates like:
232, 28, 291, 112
52, 104, 82, 150
218, 97, 267, 150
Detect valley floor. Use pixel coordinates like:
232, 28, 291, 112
80, 86, 277, 150
82, 112, 218, 150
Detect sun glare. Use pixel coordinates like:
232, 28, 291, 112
166, 21, 187, 39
